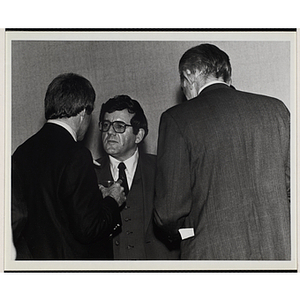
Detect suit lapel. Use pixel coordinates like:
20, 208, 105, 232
94, 156, 113, 183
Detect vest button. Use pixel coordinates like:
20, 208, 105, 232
115, 240, 120, 246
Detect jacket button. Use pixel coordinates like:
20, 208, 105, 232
113, 223, 121, 230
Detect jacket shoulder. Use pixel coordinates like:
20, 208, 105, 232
140, 152, 156, 164
93, 155, 109, 168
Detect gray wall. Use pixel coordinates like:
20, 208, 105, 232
11, 40, 291, 158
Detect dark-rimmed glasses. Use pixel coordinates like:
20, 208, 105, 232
99, 120, 132, 133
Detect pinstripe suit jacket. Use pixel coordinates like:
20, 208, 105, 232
154, 84, 290, 260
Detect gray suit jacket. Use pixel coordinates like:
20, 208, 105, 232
94, 152, 180, 259
154, 84, 290, 260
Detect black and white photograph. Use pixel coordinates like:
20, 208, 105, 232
2, 30, 297, 272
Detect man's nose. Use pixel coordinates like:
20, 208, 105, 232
107, 123, 116, 134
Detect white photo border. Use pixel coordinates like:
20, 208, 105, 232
3, 29, 298, 272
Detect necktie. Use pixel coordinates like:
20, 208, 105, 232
118, 162, 129, 195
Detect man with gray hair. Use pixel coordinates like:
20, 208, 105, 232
154, 44, 290, 260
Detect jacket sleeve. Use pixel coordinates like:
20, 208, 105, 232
284, 107, 290, 202
154, 111, 192, 242
276, 100, 290, 202
59, 147, 121, 244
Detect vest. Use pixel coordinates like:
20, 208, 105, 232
112, 163, 146, 259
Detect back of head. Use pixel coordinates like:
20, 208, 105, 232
99, 95, 148, 138
45, 73, 96, 120
179, 43, 232, 83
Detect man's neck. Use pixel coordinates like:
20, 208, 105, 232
47, 118, 77, 141
109, 147, 139, 164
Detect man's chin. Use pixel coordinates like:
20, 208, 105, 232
104, 147, 118, 155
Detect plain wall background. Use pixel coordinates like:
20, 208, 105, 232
11, 40, 291, 158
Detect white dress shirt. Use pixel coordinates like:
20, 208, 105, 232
198, 80, 229, 95
109, 148, 139, 189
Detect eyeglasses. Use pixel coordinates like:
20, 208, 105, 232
99, 120, 132, 133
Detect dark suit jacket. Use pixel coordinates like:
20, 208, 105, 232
94, 152, 179, 259
154, 83, 290, 260
12, 123, 121, 260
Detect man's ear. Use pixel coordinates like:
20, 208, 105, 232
78, 109, 86, 123
135, 128, 145, 144
183, 69, 201, 85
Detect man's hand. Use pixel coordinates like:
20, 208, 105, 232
99, 180, 126, 207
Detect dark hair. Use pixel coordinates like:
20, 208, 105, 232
179, 43, 232, 83
44, 73, 96, 120
99, 95, 148, 138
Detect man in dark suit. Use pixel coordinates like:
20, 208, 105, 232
12, 73, 126, 260
154, 44, 290, 260
94, 95, 179, 259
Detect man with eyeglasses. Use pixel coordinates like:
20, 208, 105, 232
94, 95, 179, 260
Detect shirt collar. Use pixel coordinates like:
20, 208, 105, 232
109, 148, 139, 185
47, 119, 77, 141
198, 80, 229, 95
109, 148, 139, 174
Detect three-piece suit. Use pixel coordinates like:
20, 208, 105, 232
94, 152, 179, 259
